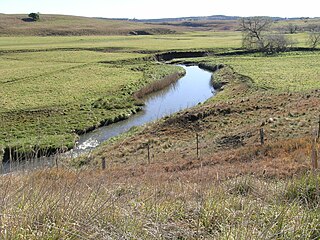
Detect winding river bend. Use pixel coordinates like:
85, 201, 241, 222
73, 65, 215, 155
2, 65, 215, 173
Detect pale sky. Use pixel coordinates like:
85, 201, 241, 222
1, 0, 319, 19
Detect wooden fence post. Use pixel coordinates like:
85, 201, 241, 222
147, 141, 151, 164
196, 133, 200, 159
311, 137, 318, 170
260, 128, 265, 145
101, 157, 106, 170
317, 115, 320, 141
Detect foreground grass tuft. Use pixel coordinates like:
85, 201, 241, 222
285, 173, 320, 208
0, 167, 319, 239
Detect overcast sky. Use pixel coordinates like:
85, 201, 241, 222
1, 0, 319, 19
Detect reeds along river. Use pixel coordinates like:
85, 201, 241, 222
1, 65, 215, 174
73, 65, 215, 155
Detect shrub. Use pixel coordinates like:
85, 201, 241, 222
28, 12, 40, 21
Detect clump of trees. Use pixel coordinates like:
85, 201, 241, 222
240, 16, 320, 52
28, 12, 40, 21
240, 17, 293, 54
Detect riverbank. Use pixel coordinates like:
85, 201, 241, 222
1, 36, 320, 238
74, 64, 216, 154
0, 53, 185, 162
76, 57, 320, 176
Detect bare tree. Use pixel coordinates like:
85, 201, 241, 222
307, 27, 320, 49
287, 23, 299, 34
239, 17, 272, 50
240, 17, 294, 53
263, 34, 293, 53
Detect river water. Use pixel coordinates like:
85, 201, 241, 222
73, 65, 214, 155
2, 65, 214, 173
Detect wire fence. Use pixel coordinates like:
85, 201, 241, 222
1, 115, 320, 175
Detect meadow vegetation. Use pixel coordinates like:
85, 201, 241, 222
0, 15, 319, 239
0, 49, 185, 155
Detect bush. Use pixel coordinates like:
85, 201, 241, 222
28, 12, 40, 21
263, 34, 293, 54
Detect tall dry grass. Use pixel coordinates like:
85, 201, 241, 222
0, 166, 319, 239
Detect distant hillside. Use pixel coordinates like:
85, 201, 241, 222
136, 15, 319, 23
137, 15, 241, 22
105, 15, 320, 32
1, 14, 319, 36
0, 14, 180, 36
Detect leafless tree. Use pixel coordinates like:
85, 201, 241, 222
287, 23, 299, 34
263, 34, 293, 53
239, 17, 272, 50
307, 27, 320, 49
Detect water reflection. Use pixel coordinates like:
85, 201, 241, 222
74, 65, 215, 155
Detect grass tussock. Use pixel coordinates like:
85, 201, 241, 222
0, 166, 319, 239
285, 173, 320, 208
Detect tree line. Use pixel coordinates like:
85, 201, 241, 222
240, 17, 320, 53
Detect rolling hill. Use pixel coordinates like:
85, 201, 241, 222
0, 14, 180, 36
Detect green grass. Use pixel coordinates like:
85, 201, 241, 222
0, 49, 184, 152
0, 31, 317, 155
191, 51, 320, 92
0, 32, 243, 52
0, 31, 242, 155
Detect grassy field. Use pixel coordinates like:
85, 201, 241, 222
0, 28, 317, 155
0, 32, 243, 52
0, 31, 247, 155
189, 51, 320, 92
0, 17, 320, 238
0, 49, 186, 154
0, 14, 182, 36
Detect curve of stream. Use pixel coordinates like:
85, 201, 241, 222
72, 65, 215, 156
2, 65, 215, 174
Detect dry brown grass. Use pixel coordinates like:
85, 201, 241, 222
134, 72, 185, 99
0, 14, 183, 36
1, 155, 319, 239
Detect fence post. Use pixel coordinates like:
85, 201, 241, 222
147, 141, 151, 164
55, 157, 59, 169
101, 157, 106, 170
260, 128, 265, 145
9, 146, 12, 172
317, 115, 320, 141
311, 138, 318, 170
196, 133, 200, 159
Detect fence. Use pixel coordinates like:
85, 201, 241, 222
1, 116, 320, 175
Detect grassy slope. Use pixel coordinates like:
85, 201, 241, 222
0, 31, 247, 153
0, 49, 186, 152
0, 14, 182, 36
0, 23, 319, 238
205, 51, 320, 92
